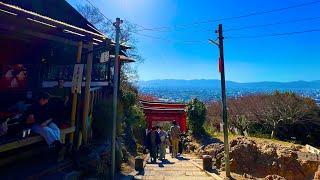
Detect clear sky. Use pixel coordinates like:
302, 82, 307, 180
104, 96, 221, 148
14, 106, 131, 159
67, 0, 320, 82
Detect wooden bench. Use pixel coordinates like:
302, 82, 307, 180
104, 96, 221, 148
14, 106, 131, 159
0, 126, 75, 153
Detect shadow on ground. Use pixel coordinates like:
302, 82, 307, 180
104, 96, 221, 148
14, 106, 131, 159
176, 156, 190, 161
195, 134, 222, 145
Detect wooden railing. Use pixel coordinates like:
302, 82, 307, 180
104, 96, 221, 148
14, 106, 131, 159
86, 87, 105, 142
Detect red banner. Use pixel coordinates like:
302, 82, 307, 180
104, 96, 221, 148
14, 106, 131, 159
218, 57, 222, 73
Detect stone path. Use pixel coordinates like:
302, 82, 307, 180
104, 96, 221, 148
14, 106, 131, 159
133, 150, 215, 180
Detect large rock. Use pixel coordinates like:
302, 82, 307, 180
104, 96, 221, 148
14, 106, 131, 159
192, 136, 320, 180
76, 140, 123, 179
264, 175, 286, 180
314, 166, 320, 180
185, 142, 199, 152
77, 145, 102, 176
229, 137, 260, 174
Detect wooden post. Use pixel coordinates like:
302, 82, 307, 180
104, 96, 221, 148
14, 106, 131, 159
135, 157, 144, 171
94, 89, 97, 105
90, 91, 94, 112
97, 89, 100, 103
88, 90, 94, 141
203, 155, 212, 171
82, 41, 94, 145
69, 41, 82, 145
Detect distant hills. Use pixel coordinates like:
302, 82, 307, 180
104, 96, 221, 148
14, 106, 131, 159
136, 79, 320, 89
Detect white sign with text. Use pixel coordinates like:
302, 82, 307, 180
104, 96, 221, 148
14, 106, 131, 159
100, 51, 110, 63
71, 64, 84, 93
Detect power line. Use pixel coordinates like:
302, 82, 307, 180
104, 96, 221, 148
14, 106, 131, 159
81, 2, 204, 43
226, 28, 320, 39
135, 16, 320, 34
137, 0, 320, 31
224, 16, 320, 32
132, 31, 207, 43
84, 0, 113, 24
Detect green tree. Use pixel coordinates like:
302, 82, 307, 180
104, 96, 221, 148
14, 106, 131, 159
187, 98, 206, 134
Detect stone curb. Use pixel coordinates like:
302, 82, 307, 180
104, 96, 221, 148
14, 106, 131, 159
188, 158, 223, 180
128, 154, 150, 177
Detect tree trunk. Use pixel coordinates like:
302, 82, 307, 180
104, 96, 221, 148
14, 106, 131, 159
270, 121, 277, 139
271, 130, 275, 139
239, 128, 245, 136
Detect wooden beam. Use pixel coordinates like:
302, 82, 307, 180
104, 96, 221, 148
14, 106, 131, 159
0, 127, 76, 153
0, 136, 43, 153
82, 41, 94, 145
0, 2, 107, 40
70, 41, 83, 146
0, 24, 89, 49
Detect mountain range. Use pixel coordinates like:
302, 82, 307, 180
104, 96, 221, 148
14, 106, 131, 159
137, 79, 320, 89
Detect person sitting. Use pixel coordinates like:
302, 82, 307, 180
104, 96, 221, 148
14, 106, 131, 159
49, 79, 69, 106
27, 92, 65, 157
49, 79, 70, 126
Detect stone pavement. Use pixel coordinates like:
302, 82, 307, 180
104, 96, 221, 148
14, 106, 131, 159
133, 150, 215, 180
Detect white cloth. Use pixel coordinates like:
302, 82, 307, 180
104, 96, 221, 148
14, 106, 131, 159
32, 122, 60, 145
159, 131, 168, 144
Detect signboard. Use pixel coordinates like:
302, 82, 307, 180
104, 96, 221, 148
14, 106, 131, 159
297, 152, 320, 162
71, 64, 84, 93
306, 144, 320, 154
100, 51, 109, 63
0, 64, 29, 91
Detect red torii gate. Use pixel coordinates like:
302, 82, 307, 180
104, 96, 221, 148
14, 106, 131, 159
140, 100, 187, 132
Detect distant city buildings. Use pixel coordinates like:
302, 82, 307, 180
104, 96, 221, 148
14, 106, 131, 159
139, 86, 320, 105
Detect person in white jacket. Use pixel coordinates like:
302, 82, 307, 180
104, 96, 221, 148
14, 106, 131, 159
158, 126, 168, 160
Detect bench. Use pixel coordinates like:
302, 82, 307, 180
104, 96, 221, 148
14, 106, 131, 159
0, 126, 75, 153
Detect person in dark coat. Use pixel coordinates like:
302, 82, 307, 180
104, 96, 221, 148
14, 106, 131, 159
145, 126, 161, 162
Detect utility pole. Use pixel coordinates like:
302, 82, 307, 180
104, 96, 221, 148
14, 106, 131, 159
111, 17, 122, 180
209, 24, 230, 178
217, 24, 231, 178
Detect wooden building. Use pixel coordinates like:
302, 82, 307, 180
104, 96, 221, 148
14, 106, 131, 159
0, 0, 130, 154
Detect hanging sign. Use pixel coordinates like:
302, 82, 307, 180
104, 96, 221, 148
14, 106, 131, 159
71, 64, 84, 93
100, 51, 110, 63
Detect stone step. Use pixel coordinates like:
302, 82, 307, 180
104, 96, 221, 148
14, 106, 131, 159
137, 176, 214, 180
144, 167, 201, 171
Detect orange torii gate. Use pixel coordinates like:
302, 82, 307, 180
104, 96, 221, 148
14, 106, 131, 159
140, 100, 187, 132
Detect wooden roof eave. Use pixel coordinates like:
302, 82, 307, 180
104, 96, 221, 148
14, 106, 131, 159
141, 106, 186, 111
139, 100, 186, 106
0, 1, 108, 42
0, 14, 91, 49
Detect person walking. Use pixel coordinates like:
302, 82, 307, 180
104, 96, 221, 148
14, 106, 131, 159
145, 126, 161, 162
158, 127, 168, 160
170, 120, 181, 158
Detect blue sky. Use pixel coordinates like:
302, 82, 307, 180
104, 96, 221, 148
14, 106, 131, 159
67, 0, 320, 82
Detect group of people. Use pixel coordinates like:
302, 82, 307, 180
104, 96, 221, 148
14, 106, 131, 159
145, 120, 182, 162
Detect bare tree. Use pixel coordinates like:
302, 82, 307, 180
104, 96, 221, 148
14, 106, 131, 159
249, 92, 318, 138
205, 93, 319, 139
227, 96, 255, 136
205, 100, 222, 131
76, 4, 144, 83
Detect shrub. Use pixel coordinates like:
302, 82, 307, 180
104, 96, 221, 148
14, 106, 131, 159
187, 98, 206, 134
